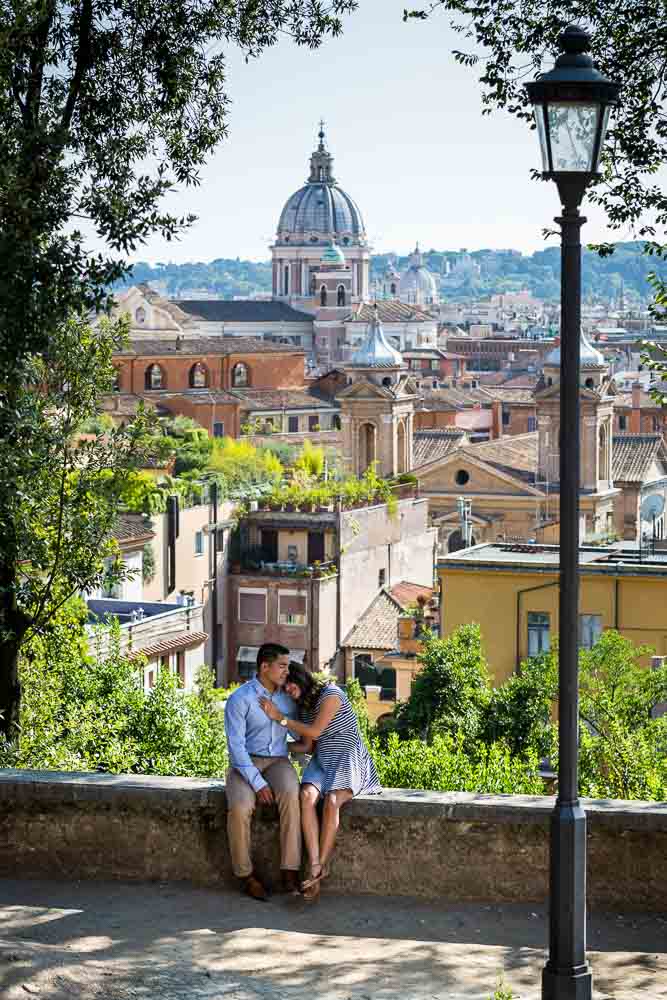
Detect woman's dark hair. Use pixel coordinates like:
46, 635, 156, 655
287, 662, 328, 715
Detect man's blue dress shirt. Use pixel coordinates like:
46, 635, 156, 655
224, 676, 297, 792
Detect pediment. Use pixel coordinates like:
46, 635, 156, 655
417, 447, 543, 497
337, 379, 394, 400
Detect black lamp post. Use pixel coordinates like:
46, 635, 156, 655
525, 26, 620, 1000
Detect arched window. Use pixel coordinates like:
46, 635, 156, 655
310, 274, 317, 295
320, 285, 328, 307
598, 425, 609, 481
135, 306, 146, 325
359, 422, 376, 474
144, 364, 164, 390
390, 283, 397, 296
232, 362, 249, 388
397, 421, 407, 474
189, 363, 208, 388
112, 367, 121, 392
332, 414, 341, 431
585, 377, 595, 389
283, 265, 289, 296
337, 285, 346, 307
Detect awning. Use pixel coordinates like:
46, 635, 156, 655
237, 646, 306, 664
130, 630, 208, 660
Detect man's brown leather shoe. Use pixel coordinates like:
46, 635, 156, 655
241, 872, 269, 901
280, 869, 301, 895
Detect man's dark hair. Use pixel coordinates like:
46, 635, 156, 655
256, 643, 290, 672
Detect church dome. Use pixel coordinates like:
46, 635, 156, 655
544, 330, 606, 369
276, 125, 365, 245
350, 306, 404, 368
399, 243, 437, 304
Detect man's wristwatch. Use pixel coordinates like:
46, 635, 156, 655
279, 716, 288, 727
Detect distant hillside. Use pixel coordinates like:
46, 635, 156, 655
121, 242, 667, 305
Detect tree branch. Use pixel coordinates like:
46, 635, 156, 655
60, 0, 94, 132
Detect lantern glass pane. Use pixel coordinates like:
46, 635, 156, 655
547, 102, 600, 172
534, 107, 550, 171
592, 104, 611, 171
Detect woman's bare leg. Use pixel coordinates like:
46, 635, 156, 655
319, 789, 353, 870
300, 784, 322, 875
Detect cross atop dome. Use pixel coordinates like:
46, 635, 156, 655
318, 118, 326, 148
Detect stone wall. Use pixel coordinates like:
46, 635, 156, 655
1, 770, 665, 911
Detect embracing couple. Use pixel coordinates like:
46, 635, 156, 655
224, 642, 381, 902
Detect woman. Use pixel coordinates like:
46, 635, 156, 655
258, 663, 381, 901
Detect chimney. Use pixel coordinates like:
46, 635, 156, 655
491, 399, 503, 439
630, 382, 642, 433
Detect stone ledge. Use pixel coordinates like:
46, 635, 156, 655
1, 769, 665, 830
1, 768, 665, 910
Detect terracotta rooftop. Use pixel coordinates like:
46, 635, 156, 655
413, 429, 469, 468
466, 432, 538, 480
612, 434, 667, 482
417, 387, 492, 411
389, 581, 434, 607
113, 513, 155, 547
342, 589, 405, 651
345, 301, 436, 324
119, 337, 304, 357
144, 389, 240, 405
615, 389, 665, 409
482, 387, 537, 404
130, 630, 208, 661
233, 388, 336, 411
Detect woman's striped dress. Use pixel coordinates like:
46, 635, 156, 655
301, 685, 382, 796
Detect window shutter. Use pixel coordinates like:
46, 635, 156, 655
239, 592, 266, 623
280, 594, 306, 616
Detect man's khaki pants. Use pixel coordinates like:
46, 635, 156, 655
226, 756, 301, 879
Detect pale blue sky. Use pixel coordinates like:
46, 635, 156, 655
130, 0, 636, 265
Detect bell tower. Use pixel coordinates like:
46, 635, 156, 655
337, 307, 417, 478
535, 330, 615, 494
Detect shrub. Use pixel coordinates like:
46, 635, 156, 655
2, 603, 228, 778
372, 732, 543, 796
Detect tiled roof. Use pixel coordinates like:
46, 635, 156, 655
612, 434, 666, 482
467, 432, 538, 479
113, 514, 155, 546
119, 337, 303, 357
417, 387, 492, 411
615, 389, 664, 409
102, 394, 168, 416
501, 374, 540, 389
173, 300, 314, 324
130, 630, 208, 661
345, 301, 436, 324
413, 429, 468, 468
482, 387, 536, 404
144, 390, 240, 405
342, 589, 404, 651
233, 388, 337, 411
389, 581, 434, 607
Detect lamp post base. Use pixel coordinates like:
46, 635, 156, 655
542, 965, 592, 1000
542, 802, 591, 1000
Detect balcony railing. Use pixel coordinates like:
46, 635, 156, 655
236, 556, 338, 579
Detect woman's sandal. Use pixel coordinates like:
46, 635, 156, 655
301, 862, 330, 901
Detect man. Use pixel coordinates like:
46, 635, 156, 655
224, 643, 301, 900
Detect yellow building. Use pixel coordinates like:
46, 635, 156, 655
438, 542, 667, 685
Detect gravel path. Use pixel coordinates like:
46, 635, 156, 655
0, 879, 665, 999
